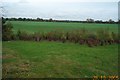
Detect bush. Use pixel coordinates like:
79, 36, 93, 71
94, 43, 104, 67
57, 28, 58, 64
2, 22, 14, 41
33, 32, 41, 41
61, 34, 66, 43
86, 33, 98, 47
14, 28, 120, 47
17, 30, 33, 41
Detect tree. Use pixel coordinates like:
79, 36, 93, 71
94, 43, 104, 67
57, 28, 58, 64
95, 20, 103, 23
49, 18, 53, 22
18, 18, 23, 21
108, 19, 114, 23
23, 18, 26, 21
37, 18, 40, 21
2, 20, 14, 41
86, 18, 94, 23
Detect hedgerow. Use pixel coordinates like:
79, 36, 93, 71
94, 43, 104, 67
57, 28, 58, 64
15, 29, 119, 47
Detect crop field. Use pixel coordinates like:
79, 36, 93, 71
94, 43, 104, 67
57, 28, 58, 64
10, 21, 118, 33
3, 21, 119, 78
3, 41, 118, 78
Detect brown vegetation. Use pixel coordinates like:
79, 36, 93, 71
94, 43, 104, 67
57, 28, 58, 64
15, 29, 120, 47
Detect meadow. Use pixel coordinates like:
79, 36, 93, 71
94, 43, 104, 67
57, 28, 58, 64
11, 21, 118, 33
2, 21, 119, 78
3, 41, 118, 78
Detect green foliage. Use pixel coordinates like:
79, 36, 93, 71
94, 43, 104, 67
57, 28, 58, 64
33, 32, 41, 41
17, 30, 33, 41
112, 32, 119, 40
2, 21, 14, 41
15, 28, 119, 46
87, 33, 97, 40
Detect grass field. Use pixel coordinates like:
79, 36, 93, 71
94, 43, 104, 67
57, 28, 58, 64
3, 21, 119, 78
10, 21, 118, 33
3, 41, 118, 78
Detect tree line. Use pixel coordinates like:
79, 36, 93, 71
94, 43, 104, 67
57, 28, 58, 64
2, 17, 120, 47
5, 17, 119, 24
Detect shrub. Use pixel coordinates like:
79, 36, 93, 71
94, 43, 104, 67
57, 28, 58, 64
86, 33, 98, 47
2, 22, 14, 41
13, 28, 119, 47
61, 33, 66, 43
17, 30, 33, 41
33, 32, 41, 41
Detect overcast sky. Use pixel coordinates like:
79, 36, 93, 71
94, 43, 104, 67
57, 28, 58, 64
0, 0, 119, 21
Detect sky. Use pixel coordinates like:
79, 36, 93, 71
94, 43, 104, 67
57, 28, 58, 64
0, 0, 119, 21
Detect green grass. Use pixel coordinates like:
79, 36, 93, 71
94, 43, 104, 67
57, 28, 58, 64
10, 21, 118, 33
3, 41, 118, 78
3, 21, 118, 78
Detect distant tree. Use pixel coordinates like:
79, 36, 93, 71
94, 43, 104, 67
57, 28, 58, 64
5, 18, 9, 21
23, 18, 26, 21
36, 18, 43, 21
86, 18, 94, 23
37, 18, 40, 21
40, 18, 44, 21
18, 18, 23, 21
49, 18, 53, 22
108, 19, 114, 23
10, 18, 17, 21
95, 20, 103, 23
